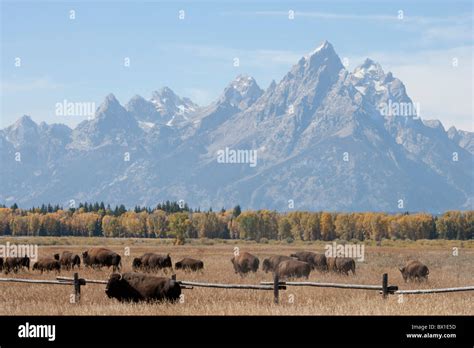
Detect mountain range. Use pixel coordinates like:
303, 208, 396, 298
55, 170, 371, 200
1, 41, 473, 212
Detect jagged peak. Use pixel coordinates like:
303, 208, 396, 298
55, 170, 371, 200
12, 115, 37, 129
300, 40, 343, 72
226, 75, 261, 94
152, 86, 178, 100
353, 58, 385, 80
306, 40, 334, 57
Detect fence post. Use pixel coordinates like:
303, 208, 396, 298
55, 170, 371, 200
382, 273, 388, 299
273, 273, 279, 304
73, 272, 81, 303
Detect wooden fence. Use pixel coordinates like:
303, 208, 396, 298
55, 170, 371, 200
0, 272, 473, 304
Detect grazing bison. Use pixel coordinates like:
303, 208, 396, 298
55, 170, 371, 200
82, 248, 121, 271
105, 272, 181, 303
175, 258, 204, 272
399, 260, 429, 282
290, 251, 328, 272
327, 257, 356, 275
55, 252, 81, 270
276, 259, 311, 280
231, 252, 259, 275
3, 256, 30, 274
32, 258, 61, 274
132, 253, 172, 272
262, 255, 293, 273
0, 257, 3, 271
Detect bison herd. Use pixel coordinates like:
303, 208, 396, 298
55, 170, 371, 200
0, 247, 430, 303
233, 251, 356, 279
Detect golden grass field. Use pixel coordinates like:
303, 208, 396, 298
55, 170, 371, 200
0, 237, 472, 315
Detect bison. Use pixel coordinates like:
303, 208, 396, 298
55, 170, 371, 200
399, 260, 429, 282
54, 252, 81, 270
132, 253, 172, 272
32, 258, 61, 274
105, 272, 181, 303
327, 257, 356, 275
82, 248, 121, 271
0, 257, 3, 271
3, 256, 30, 274
262, 255, 293, 273
231, 252, 259, 276
290, 251, 328, 272
276, 259, 311, 280
175, 258, 204, 272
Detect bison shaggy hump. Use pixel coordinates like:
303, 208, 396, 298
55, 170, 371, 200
175, 258, 204, 272
262, 255, 293, 273
82, 248, 121, 271
290, 251, 328, 272
399, 260, 429, 282
32, 258, 61, 274
276, 259, 311, 280
231, 252, 259, 275
105, 272, 181, 303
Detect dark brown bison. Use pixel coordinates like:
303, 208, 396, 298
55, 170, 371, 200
105, 272, 181, 302
54, 252, 81, 270
3, 256, 30, 274
0, 257, 3, 271
399, 260, 429, 282
290, 251, 328, 272
262, 255, 293, 273
327, 257, 356, 275
231, 252, 259, 275
32, 258, 61, 274
132, 253, 172, 272
175, 258, 204, 272
82, 248, 121, 271
276, 259, 311, 279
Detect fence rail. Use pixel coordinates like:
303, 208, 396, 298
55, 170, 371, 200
394, 286, 474, 295
260, 281, 384, 291
0, 272, 473, 305
177, 280, 285, 291
57, 276, 106, 284
0, 278, 73, 286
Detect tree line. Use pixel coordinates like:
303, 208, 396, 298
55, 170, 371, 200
0, 202, 472, 243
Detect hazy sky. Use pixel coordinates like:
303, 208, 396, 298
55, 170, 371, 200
1, 0, 472, 131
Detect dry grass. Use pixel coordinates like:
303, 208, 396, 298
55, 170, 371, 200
0, 237, 472, 315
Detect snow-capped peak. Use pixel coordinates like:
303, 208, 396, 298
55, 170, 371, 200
219, 75, 263, 109
353, 58, 385, 80
306, 40, 333, 57
150, 87, 197, 119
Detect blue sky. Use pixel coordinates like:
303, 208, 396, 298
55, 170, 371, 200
1, 0, 472, 130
